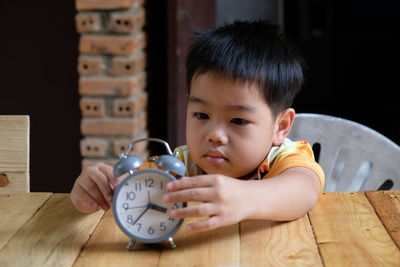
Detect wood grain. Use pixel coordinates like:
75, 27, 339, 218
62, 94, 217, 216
240, 216, 323, 266
0, 194, 104, 267
0, 116, 29, 172
366, 190, 400, 249
0, 192, 52, 250
309, 192, 400, 266
158, 203, 240, 267
73, 210, 161, 266
0, 173, 29, 193
1, 192, 399, 266
0, 115, 29, 192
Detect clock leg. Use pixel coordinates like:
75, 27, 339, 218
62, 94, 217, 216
127, 239, 137, 250
167, 237, 176, 248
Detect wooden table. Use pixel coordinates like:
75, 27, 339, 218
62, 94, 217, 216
0, 191, 399, 266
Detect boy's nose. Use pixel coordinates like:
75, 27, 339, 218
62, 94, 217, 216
206, 127, 228, 145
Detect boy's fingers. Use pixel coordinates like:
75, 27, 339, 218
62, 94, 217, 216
164, 188, 213, 203
98, 163, 117, 188
167, 175, 213, 191
79, 177, 109, 210
90, 170, 113, 203
185, 216, 221, 232
71, 184, 101, 213
170, 203, 216, 218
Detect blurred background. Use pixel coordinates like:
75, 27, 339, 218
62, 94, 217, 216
0, 0, 398, 192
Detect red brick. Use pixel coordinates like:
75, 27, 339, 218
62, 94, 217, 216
110, 8, 145, 34
75, 13, 102, 33
113, 130, 148, 157
80, 138, 108, 157
79, 72, 146, 96
80, 98, 105, 117
112, 92, 147, 117
79, 33, 145, 55
76, 0, 133, 11
78, 56, 104, 75
110, 52, 146, 75
137, 111, 147, 131
81, 118, 140, 136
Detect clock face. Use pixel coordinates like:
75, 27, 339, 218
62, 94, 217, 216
113, 169, 185, 243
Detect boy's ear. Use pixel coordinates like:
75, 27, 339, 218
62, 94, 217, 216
272, 108, 295, 146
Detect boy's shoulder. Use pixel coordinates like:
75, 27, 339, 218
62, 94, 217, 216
261, 138, 325, 190
174, 145, 203, 176
266, 138, 310, 164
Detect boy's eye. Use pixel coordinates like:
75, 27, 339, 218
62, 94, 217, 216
230, 118, 249, 126
193, 112, 209, 120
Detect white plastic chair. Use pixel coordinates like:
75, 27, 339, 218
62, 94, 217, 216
288, 113, 400, 192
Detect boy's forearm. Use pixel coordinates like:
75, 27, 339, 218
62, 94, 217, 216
242, 167, 321, 221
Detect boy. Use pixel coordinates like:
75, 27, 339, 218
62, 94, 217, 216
71, 20, 324, 232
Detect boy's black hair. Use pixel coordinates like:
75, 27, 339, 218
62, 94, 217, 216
186, 20, 305, 117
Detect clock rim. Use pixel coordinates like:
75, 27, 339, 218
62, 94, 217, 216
112, 168, 186, 244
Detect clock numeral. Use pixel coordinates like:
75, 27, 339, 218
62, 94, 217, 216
126, 191, 136, 201
160, 181, 164, 189
135, 223, 142, 232
145, 178, 154, 188
135, 182, 142, 191
127, 215, 133, 224
122, 203, 129, 210
160, 222, 167, 231
168, 217, 175, 222
148, 226, 155, 235
172, 203, 180, 209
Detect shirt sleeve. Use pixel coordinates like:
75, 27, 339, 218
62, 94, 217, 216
264, 140, 325, 191
173, 145, 203, 176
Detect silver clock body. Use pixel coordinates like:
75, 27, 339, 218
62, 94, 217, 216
112, 169, 185, 244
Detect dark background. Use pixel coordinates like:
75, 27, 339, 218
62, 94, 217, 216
0, 0, 398, 192
285, 0, 400, 144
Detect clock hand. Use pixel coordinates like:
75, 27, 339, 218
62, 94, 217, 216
145, 190, 167, 213
124, 204, 148, 210
147, 203, 167, 213
131, 206, 149, 225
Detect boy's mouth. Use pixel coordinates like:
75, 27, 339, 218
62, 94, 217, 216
203, 150, 228, 164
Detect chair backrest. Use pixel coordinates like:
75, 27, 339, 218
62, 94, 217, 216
0, 115, 30, 192
288, 113, 400, 192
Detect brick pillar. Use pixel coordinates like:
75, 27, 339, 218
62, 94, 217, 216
75, 0, 148, 169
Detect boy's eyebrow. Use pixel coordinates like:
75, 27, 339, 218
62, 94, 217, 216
188, 96, 256, 112
188, 96, 204, 104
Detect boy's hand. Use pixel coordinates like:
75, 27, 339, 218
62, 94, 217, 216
70, 163, 117, 213
163, 175, 249, 232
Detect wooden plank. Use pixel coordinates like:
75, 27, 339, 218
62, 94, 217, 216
240, 216, 323, 266
158, 210, 240, 266
0, 173, 29, 193
365, 190, 400, 249
309, 192, 400, 266
0, 194, 104, 267
73, 210, 161, 266
0, 115, 29, 173
0, 192, 52, 250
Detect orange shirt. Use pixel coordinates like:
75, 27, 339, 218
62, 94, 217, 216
174, 138, 325, 191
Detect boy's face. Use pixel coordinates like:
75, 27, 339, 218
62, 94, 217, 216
186, 73, 280, 178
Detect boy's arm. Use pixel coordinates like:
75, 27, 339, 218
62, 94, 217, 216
242, 166, 320, 221
163, 166, 321, 232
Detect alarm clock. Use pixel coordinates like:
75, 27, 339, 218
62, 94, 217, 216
112, 138, 186, 250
